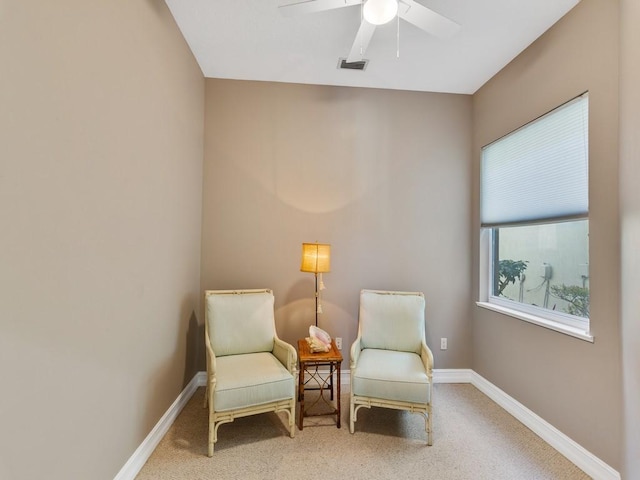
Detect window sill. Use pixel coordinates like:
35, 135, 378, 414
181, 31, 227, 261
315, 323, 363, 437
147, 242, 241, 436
476, 302, 594, 343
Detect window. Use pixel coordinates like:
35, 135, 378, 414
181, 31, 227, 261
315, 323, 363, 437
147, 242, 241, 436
478, 93, 591, 340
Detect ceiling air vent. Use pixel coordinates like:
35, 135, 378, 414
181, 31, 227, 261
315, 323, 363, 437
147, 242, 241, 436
338, 58, 368, 71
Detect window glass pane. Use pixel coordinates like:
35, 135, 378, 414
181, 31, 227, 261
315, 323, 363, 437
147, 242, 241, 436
492, 220, 589, 319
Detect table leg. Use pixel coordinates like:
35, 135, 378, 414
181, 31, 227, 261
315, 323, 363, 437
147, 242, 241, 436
298, 361, 305, 430
336, 362, 341, 428
329, 363, 334, 401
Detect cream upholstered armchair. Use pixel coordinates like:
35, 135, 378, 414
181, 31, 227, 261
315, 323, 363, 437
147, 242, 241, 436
204, 289, 297, 456
349, 289, 434, 445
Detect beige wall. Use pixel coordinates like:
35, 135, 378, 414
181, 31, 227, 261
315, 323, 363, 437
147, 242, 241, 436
620, 0, 640, 477
202, 79, 472, 369
2, 0, 633, 477
0, 2, 204, 479
471, 0, 621, 469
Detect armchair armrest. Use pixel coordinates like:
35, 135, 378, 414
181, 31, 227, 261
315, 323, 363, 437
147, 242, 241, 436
205, 329, 217, 382
204, 327, 218, 410
420, 340, 434, 381
350, 335, 362, 370
273, 336, 297, 375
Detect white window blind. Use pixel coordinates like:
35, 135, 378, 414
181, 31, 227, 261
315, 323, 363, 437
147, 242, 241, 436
481, 94, 589, 227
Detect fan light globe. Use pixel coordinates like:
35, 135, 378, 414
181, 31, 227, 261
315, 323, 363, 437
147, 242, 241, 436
363, 0, 398, 25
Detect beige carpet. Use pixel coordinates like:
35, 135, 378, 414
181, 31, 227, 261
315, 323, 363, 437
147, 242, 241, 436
135, 384, 590, 479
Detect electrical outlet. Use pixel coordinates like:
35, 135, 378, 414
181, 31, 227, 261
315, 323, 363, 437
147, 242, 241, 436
335, 337, 342, 350
440, 338, 447, 350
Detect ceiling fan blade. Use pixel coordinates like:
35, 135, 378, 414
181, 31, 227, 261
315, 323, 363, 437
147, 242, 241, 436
398, 0, 460, 38
346, 20, 377, 63
279, 0, 362, 17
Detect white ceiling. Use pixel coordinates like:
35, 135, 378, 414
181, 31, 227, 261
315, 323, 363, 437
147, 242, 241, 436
164, 0, 580, 95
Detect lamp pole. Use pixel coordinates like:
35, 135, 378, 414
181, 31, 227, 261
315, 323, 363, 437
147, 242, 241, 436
314, 272, 319, 327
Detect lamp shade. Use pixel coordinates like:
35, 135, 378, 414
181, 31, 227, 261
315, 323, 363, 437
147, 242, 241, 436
363, 0, 398, 25
300, 243, 331, 273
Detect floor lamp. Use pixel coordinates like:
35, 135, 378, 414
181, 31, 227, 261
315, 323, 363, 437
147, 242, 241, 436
300, 242, 331, 327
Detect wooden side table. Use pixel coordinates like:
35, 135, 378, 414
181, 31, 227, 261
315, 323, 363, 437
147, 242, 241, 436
297, 338, 343, 430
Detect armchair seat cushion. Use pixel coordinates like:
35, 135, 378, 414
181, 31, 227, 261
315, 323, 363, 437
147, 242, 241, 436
214, 352, 295, 412
352, 348, 430, 404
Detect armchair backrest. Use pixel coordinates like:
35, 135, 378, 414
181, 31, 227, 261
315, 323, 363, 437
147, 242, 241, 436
359, 289, 426, 354
205, 289, 276, 357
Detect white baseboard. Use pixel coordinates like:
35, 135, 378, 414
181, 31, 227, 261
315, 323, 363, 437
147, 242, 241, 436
115, 368, 619, 480
468, 371, 620, 480
433, 368, 474, 384
113, 371, 206, 480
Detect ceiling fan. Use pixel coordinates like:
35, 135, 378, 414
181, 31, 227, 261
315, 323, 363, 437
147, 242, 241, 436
279, 0, 460, 63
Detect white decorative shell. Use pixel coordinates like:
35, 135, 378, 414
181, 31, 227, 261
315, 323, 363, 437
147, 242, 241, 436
309, 325, 331, 346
